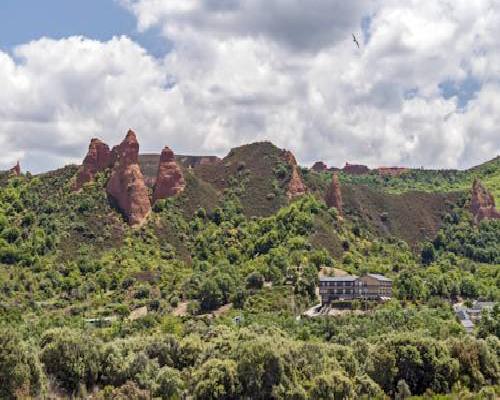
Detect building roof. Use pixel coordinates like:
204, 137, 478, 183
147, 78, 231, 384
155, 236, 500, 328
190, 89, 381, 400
456, 310, 469, 321
453, 304, 466, 312
461, 319, 474, 329
472, 302, 496, 311
366, 273, 392, 282
319, 276, 358, 282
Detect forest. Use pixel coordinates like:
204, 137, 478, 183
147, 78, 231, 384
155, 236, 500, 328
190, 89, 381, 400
0, 145, 499, 399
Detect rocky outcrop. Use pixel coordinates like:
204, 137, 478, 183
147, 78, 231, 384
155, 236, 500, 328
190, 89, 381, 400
152, 146, 185, 203
377, 167, 408, 176
106, 130, 151, 226
73, 139, 113, 191
470, 179, 500, 223
9, 161, 21, 176
312, 161, 328, 172
176, 155, 221, 169
282, 150, 307, 199
287, 167, 307, 199
325, 172, 343, 215
343, 162, 370, 175
282, 150, 298, 167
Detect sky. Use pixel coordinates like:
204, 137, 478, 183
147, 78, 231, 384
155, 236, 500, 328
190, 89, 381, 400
0, 0, 499, 173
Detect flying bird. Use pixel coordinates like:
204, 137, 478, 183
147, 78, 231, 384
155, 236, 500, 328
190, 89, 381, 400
352, 33, 360, 49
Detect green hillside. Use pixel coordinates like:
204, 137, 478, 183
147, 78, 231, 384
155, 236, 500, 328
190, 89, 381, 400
0, 144, 499, 399
305, 156, 500, 199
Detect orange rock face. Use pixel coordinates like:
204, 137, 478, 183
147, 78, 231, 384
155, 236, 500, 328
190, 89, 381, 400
9, 161, 21, 176
283, 150, 307, 199
312, 161, 328, 172
282, 150, 298, 166
73, 138, 112, 191
106, 130, 151, 226
343, 162, 370, 175
152, 146, 185, 204
376, 167, 408, 176
470, 179, 500, 223
325, 172, 343, 215
287, 167, 307, 199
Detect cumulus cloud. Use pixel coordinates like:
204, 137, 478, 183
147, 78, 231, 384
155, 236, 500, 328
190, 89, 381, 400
0, 36, 181, 171
1, 0, 499, 172
120, 0, 500, 169
121, 0, 372, 52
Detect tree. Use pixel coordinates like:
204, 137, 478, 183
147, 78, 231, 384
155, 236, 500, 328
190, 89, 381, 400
0, 328, 45, 399
367, 347, 397, 393
477, 305, 500, 338
154, 366, 183, 400
354, 375, 385, 399
237, 341, 285, 400
395, 380, 411, 400
395, 271, 428, 301
91, 381, 150, 400
421, 242, 436, 265
246, 272, 264, 290
198, 278, 224, 312
192, 359, 240, 400
309, 371, 355, 400
41, 328, 101, 393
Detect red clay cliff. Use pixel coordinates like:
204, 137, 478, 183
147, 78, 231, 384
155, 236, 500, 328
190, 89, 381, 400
152, 146, 186, 203
470, 179, 500, 223
106, 130, 151, 226
73, 138, 112, 191
343, 162, 370, 175
9, 161, 21, 176
325, 172, 343, 216
282, 150, 307, 199
312, 161, 328, 172
376, 166, 408, 176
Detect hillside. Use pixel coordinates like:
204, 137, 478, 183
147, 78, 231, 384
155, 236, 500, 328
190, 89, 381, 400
0, 135, 499, 399
306, 156, 500, 199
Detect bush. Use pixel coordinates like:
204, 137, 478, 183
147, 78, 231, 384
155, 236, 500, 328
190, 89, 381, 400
91, 381, 150, 400
0, 328, 45, 399
41, 328, 102, 393
310, 371, 355, 400
154, 366, 183, 400
246, 272, 264, 290
192, 359, 240, 400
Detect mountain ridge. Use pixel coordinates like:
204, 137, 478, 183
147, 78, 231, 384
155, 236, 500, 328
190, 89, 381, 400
0, 131, 499, 399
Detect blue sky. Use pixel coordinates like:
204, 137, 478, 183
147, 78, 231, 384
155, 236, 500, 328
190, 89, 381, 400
0, 0, 499, 172
0, 0, 168, 57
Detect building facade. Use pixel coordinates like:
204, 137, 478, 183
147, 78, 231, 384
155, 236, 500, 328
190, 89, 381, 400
319, 274, 392, 304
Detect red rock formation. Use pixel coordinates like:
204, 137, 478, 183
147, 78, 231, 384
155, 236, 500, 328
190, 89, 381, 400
470, 179, 500, 223
282, 150, 307, 199
312, 161, 328, 172
282, 150, 298, 166
9, 161, 21, 176
287, 167, 307, 199
343, 162, 370, 175
325, 172, 343, 215
377, 166, 408, 176
198, 156, 221, 166
73, 138, 112, 191
152, 146, 185, 203
106, 130, 151, 226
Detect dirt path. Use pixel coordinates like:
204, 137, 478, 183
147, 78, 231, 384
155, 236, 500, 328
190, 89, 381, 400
213, 303, 233, 316
172, 301, 189, 316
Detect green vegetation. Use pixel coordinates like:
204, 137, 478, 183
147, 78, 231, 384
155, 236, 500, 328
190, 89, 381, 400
304, 156, 500, 200
341, 156, 500, 199
0, 146, 499, 398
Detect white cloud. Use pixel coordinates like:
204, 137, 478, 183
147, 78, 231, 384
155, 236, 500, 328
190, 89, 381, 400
0, 36, 180, 171
121, 0, 373, 52
1, 1, 500, 172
